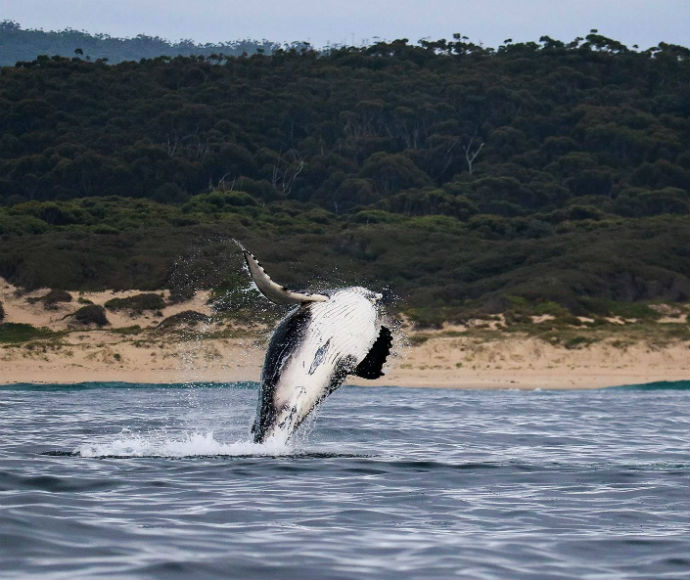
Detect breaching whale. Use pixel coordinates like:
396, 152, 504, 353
237, 243, 392, 444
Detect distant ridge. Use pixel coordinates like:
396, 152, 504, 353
0, 20, 282, 65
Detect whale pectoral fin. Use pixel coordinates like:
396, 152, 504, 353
235, 240, 329, 305
355, 326, 393, 380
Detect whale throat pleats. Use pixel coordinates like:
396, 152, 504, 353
354, 326, 392, 379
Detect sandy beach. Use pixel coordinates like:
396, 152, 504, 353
1, 279, 688, 389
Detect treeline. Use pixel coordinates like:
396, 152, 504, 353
0, 33, 688, 321
1, 33, 688, 217
0, 20, 280, 66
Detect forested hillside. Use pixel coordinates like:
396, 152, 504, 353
0, 34, 688, 323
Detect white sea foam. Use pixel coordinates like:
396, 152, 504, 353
75, 429, 292, 458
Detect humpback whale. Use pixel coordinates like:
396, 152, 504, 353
237, 243, 392, 444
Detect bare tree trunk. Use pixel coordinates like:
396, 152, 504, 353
463, 138, 484, 175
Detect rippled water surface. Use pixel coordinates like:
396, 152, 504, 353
1, 382, 688, 579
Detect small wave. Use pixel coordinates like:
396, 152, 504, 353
607, 380, 689, 390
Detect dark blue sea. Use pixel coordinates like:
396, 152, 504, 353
1, 381, 688, 580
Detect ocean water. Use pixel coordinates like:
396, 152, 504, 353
0, 381, 688, 580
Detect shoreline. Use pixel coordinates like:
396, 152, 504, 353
2, 336, 687, 390
1, 279, 688, 390
3, 377, 688, 390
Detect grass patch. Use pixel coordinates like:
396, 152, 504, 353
408, 333, 431, 346
197, 327, 258, 340
0, 323, 57, 343
563, 335, 597, 350
651, 322, 689, 342
533, 300, 570, 317
111, 325, 143, 335
606, 301, 662, 320
438, 330, 467, 338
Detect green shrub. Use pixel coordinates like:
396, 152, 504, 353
0, 214, 49, 235
71, 305, 109, 326
405, 307, 448, 329
105, 293, 166, 312
558, 314, 586, 326
182, 191, 258, 213
350, 210, 403, 224
606, 301, 661, 320
157, 310, 212, 329
92, 224, 120, 234
533, 301, 569, 317
43, 289, 72, 309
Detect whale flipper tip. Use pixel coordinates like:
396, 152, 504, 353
236, 242, 329, 305
354, 326, 392, 380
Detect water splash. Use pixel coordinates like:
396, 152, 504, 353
75, 428, 293, 458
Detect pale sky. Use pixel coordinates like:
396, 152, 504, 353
1, 0, 688, 49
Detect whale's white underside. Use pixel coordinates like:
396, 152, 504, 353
261, 288, 380, 442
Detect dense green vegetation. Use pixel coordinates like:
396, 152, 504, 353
0, 33, 688, 324
0, 20, 280, 66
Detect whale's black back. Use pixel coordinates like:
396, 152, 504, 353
252, 306, 312, 441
